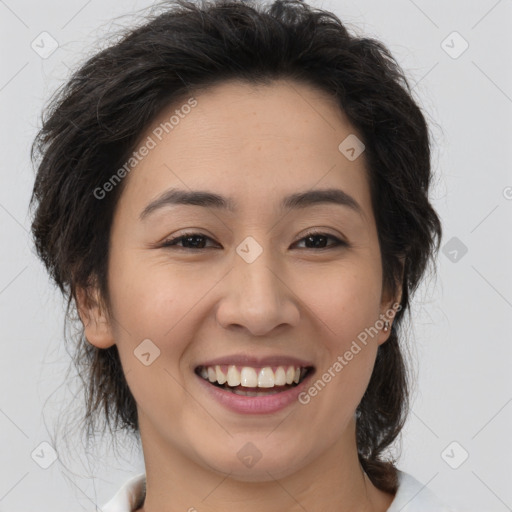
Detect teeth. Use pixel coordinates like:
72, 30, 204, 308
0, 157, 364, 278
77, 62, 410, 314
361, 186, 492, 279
240, 367, 258, 387
285, 366, 295, 385
227, 365, 241, 387
274, 366, 286, 386
198, 364, 309, 389
258, 367, 274, 388
216, 365, 227, 384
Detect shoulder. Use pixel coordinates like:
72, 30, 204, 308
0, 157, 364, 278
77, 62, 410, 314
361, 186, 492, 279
386, 470, 458, 511
99, 472, 146, 512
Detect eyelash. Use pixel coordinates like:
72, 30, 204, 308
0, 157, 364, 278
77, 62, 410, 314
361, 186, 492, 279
160, 230, 347, 251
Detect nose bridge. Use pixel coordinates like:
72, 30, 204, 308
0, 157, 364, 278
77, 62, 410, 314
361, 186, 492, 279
215, 236, 300, 335
236, 241, 280, 302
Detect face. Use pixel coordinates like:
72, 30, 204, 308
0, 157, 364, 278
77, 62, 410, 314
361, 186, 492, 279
80, 79, 400, 482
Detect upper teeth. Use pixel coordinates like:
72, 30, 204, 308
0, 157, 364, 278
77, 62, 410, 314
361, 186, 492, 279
198, 365, 305, 388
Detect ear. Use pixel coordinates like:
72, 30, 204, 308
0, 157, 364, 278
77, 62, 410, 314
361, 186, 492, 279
75, 281, 115, 349
377, 255, 405, 345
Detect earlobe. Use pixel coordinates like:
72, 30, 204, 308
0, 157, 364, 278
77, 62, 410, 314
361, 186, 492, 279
75, 284, 115, 349
378, 259, 405, 345
378, 288, 403, 344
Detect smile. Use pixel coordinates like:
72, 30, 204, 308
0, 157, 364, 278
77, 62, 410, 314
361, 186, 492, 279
196, 364, 312, 395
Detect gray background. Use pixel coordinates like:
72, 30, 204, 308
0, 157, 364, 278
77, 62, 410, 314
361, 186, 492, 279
1, 0, 511, 510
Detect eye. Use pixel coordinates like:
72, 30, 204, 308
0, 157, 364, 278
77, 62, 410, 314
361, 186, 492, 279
160, 232, 219, 250
160, 230, 347, 251
292, 230, 347, 250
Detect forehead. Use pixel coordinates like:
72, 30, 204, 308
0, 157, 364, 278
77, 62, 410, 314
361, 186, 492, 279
117, 79, 373, 221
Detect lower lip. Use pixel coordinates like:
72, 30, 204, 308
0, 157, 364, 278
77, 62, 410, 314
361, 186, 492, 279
196, 372, 314, 414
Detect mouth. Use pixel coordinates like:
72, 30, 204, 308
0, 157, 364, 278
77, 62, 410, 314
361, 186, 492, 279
194, 364, 315, 396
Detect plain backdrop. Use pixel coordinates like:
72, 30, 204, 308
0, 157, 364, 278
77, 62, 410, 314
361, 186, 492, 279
1, 0, 511, 511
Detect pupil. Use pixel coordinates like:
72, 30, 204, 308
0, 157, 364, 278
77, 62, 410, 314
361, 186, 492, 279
185, 235, 205, 248
306, 235, 327, 248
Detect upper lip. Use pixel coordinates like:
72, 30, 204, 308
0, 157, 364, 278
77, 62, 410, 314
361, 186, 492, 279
195, 354, 315, 368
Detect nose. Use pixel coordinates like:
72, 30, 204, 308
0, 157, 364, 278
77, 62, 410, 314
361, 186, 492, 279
215, 243, 300, 336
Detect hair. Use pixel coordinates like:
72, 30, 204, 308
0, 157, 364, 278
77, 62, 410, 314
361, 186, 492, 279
30, 0, 442, 495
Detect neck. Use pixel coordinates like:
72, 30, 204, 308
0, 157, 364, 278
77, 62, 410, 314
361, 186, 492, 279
135, 416, 395, 512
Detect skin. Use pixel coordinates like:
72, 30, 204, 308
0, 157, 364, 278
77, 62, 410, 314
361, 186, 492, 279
77, 79, 402, 512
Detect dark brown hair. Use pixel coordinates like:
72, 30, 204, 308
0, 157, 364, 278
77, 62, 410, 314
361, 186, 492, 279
30, 0, 442, 494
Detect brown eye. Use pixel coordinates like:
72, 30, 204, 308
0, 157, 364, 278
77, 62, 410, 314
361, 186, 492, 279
160, 231, 347, 251
293, 231, 347, 250
161, 232, 220, 250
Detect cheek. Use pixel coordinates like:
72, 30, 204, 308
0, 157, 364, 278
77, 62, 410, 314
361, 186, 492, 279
296, 260, 383, 341
108, 254, 208, 335
106, 257, 213, 419
106, 253, 227, 382
294, 261, 382, 405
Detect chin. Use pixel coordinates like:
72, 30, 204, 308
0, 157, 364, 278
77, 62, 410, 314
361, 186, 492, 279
198, 446, 307, 482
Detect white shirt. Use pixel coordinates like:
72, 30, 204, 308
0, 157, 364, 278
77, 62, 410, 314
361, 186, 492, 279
100, 469, 457, 511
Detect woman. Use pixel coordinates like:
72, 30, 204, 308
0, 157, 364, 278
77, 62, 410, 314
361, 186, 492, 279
29, 0, 453, 510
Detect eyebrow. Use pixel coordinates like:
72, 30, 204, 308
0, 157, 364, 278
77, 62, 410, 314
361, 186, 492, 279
139, 187, 363, 220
